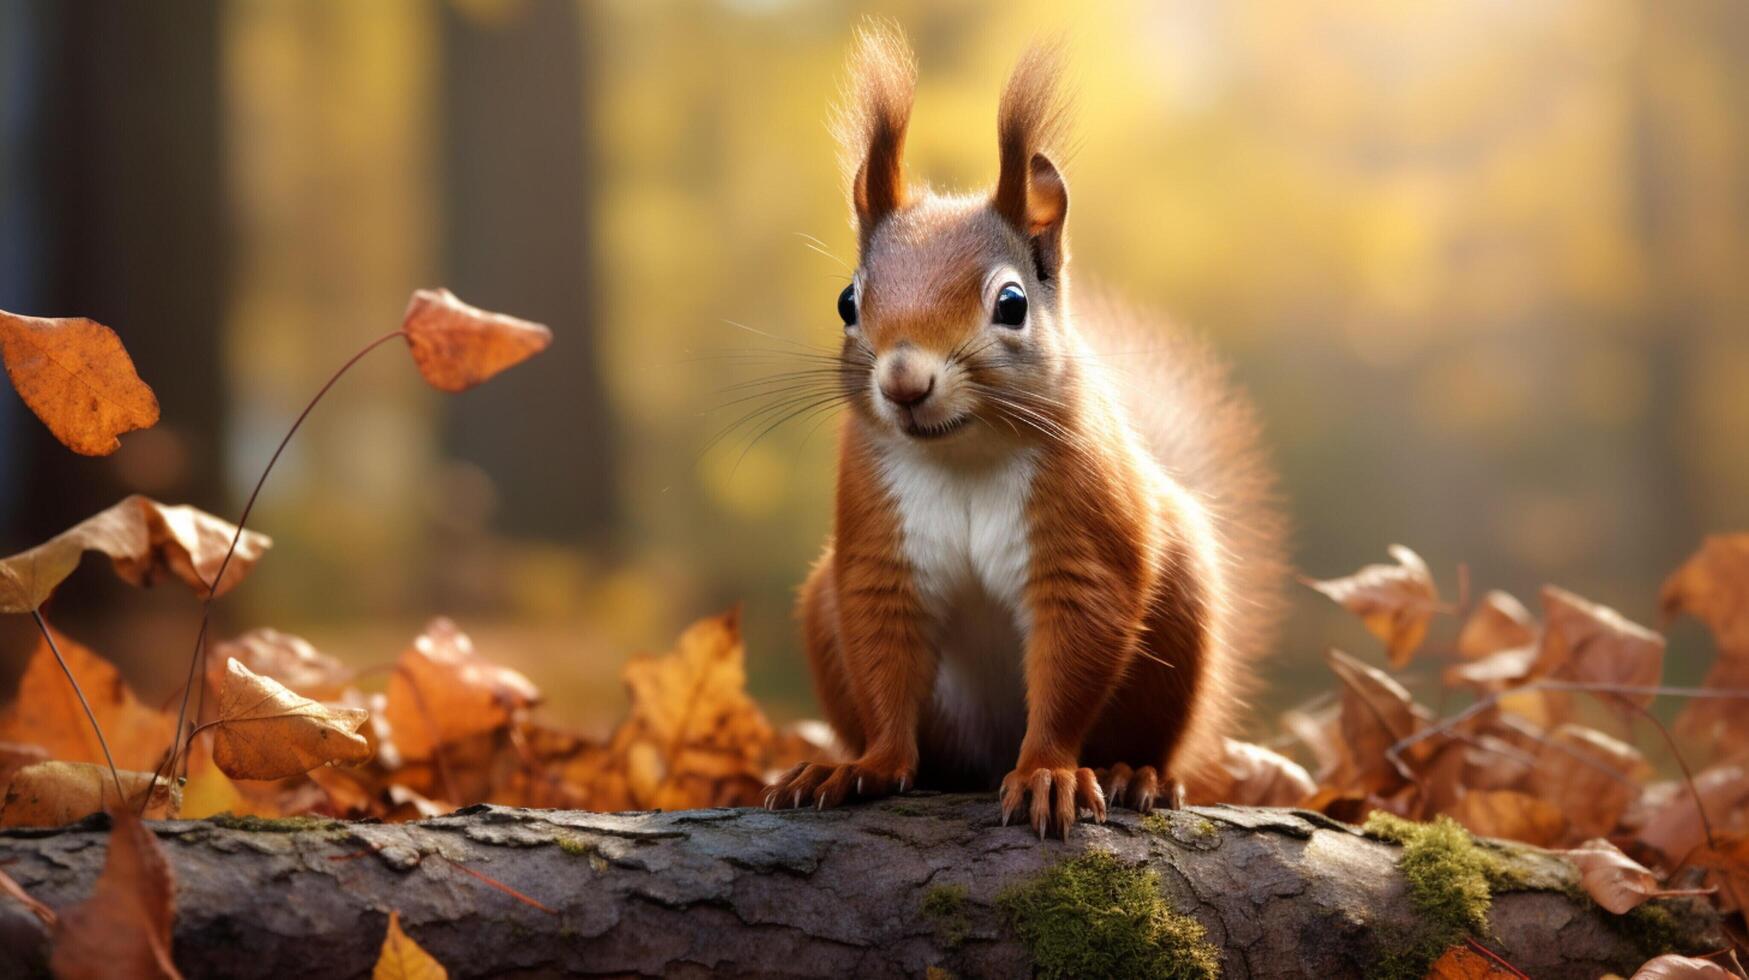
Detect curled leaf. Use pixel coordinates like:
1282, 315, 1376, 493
1449, 788, 1567, 847
1531, 725, 1650, 839
1306, 545, 1441, 667
1637, 763, 1749, 864
1564, 838, 1666, 914
0, 495, 270, 612
49, 808, 180, 979
1185, 738, 1316, 807
384, 619, 540, 760
374, 910, 448, 980
1, 762, 179, 827
212, 659, 372, 780
207, 628, 352, 702
1457, 591, 1537, 660
0, 308, 159, 456
0, 629, 175, 771
1631, 954, 1734, 979
1536, 586, 1665, 710
1661, 534, 1749, 653
1325, 648, 1420, 792
402, 288, 551, 393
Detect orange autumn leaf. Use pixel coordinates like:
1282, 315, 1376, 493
1426, 944, 1521, 978
0, 629, 174, 771
207, 628, 352, 702
1661, 534, 1749, 654
1631, 955, 1734, 979
1535, 586, 1665, 710
0, 761, 180, 827
401, 288, 551, 393
1457, 590, 1537, 660
212, 659, 372, 781
0, 495, 270, 612
1637, 763, 1749, 865
1530, 724, 1651, 840
1325, 648, 1420, 792
0, 308, 159, 456
374, 910, 447, 980
384, 619, 540, 760
1449, 789, 1568, 847
1306, 545, 1441, 667
1564, 838, 1667, 914
1185, 737, 1316, 807
49, 808, 180, 979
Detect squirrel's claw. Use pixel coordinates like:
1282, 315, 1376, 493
763, 759, 913, 812
1097, 764, 1171, 813
999, 766, 1104, 840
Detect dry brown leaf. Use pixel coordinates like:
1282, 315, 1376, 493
1306, 545, 1441, 667
49, 808, 180, 979
1637, 763, 1749, 864
1631, 954, 1734, 979
1673, 660, 1749, 750
178, 737, 284, 821
384, 619, 540, 760
1536, 586, 1665, 710
1531, 724, 1651, 839
1280, 701, 1345, 781
374, 910, 447, 980
1687, 831, 1749, 914
1426, 944, 1522, 978
1185, 738, 1317, 807
0, 741, 51, 799
597, 608, 776, 810
1325, 648, 1419, 792
1662, 535, 1749, 655
1443, 645, 1539, 692
0, 308, 159, 456
212, 659, 372, 781
207, 628, 352, 702
1449, 788, 1567, 846
1, 762, 180, 826
1564, 838, 1666, 913
0, 495, 270, 612
1458, 590, 1538, 660
383, 785, 448, 824
401, 288, 552, 393
0, 628, 175, 771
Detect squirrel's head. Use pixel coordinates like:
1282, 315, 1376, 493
833, 25, 1074, 446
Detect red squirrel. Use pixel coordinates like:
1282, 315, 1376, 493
764, 26, 1286, 838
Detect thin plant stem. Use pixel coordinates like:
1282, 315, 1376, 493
148, 328, 409, 811
31, 609, 125, 800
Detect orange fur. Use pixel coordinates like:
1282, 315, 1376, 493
768, 25, 1286, 837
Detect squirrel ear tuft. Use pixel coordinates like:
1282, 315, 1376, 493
993, 43, 1071, 279
834, 22, 916, 243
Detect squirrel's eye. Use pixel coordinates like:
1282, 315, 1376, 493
837, 284, 857, 327
993, 283, 1027, 327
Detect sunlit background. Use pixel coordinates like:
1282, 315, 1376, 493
2, 0, 1746, 737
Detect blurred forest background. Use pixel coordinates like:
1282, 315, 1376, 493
1, 0, 1747, 736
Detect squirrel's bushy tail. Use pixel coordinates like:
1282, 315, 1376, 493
1078, 288, 1290, 780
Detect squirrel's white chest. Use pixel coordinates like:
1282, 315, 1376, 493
876, 447, 1037, 623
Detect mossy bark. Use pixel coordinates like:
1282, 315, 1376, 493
0, 795, 1723, 978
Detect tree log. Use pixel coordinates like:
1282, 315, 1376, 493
0, 794, 1720, 978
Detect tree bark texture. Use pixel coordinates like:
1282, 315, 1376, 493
0, 794, 1720, 978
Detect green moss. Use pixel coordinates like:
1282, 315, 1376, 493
997, 849, 1220, 980
1363, 813, 1515, 980
921, 883, 970, 948
1141, 813, 1172, 835
889, 801, 929, 817
556, 836, 591, 857
1595, 899, 1714, 961
205, 813, 341, 833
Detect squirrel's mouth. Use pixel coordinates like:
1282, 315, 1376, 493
903, 414, 971, 440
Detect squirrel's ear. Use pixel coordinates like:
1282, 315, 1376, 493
834, 23, 916, 243
993, 44, 1070, 279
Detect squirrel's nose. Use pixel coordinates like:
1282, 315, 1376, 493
879, 366, 936, 408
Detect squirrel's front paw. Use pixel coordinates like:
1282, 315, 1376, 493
763, 759, 914, 811
1000, 766, 1106, 840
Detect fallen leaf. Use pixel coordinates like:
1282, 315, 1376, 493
1637, 763, 1749, 865
0, 495, 270, 612
178, 737, 282, 821
1184, 738, 1317, 807
207, 628, 352, 702
374, 910, 447, 980
1661, 535, 1749, 654
1687, 831, 1749, 914
0, 308, 159, 456
382, 785, 447, 824
1458, 591, 1538, 660
212, 659, 372, 780
1672, 657, 1749, 751
401, 288, 551, 393
0, 741, 51, 799
384, 619, 540, 760
1449, 789, 1567, 847
1280, 701, 1345, 781
1565, 838, 1666, 913
1444, 645, 1539, 692
49, 808, 179, 979
1426, 943, 1522, 978
1325, 648, 1420, 792
1531, 724, 1651, 839
0, 762, 180, 826
1306, 545, 1441, 667
1535, 586, 1665, 711
596, 608, 777, 809
1631, 954, 1733, 979
0, 628, 175, 770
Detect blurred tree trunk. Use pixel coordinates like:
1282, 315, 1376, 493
6, 0, 226, 582
438, 1, 616, 550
